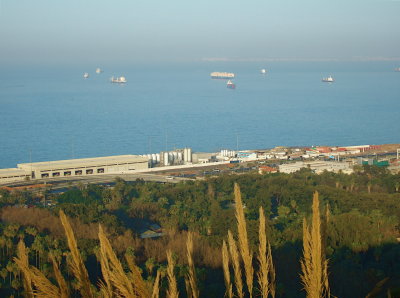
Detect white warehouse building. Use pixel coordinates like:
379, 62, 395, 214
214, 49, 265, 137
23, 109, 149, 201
17, 155, 149, 180
279, 161, 353, 174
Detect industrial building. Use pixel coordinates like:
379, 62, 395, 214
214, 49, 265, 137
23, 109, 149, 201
0, 168, 31, 184
279, 161, 354, 174
17, 155, 148, 180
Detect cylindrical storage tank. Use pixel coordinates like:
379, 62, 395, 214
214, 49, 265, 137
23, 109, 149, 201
156, 154, 160, 162
183, 148, 188, 162
147, 154, 152, 160
152, 154, 157, 161
169, 152, 174, 163
177, 152, 183, 161
173, 152, 178, 159
163, 152, 169, 166
187, 148, 192, 162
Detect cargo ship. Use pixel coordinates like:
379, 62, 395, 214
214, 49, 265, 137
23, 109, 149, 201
322, 75, 334, 82
96, 68, 103, 74
111, 76, 127, 83
210, 72, 235, 79
227, 80, 236, 89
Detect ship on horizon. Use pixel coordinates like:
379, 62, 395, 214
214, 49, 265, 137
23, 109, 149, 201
210, 72, 235, 79
322, 75, 334, 83
83, 72, 89, 79
111, 76, 127, 83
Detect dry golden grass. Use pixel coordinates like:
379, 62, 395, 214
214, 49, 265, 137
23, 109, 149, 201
257, 206, 275, 298
59, 210, 93, 298
151, 270, 161, 298
234, 183, 254, 297
99, 224, 147, 298
186, 232, 199, 298
228, 230, 243, 298
50, 253, 69, 298
15, 240, 33, 298
222, 240, 233, 298
300, 192, 330, 298
166, 250, 179, 298
14, 240, 61, 298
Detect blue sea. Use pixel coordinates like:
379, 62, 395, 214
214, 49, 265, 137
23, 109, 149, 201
0, 61, 399, 168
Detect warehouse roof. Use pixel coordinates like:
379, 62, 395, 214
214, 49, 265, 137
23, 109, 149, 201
0, 168, 29, 177
18, 155, 148, 171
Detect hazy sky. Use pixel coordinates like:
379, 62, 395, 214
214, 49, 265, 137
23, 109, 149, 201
0, 0, 399, 65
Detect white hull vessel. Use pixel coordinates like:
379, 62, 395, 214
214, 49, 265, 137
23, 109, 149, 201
111, 76, 127, 83
322, 75, 334, 82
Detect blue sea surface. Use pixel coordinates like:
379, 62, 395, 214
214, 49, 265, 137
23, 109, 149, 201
0, 61, 399, 168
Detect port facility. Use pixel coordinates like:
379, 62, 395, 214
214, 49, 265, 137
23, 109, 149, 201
0, 155, 148, 183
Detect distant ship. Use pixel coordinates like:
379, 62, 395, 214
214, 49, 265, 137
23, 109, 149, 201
111, 76, 127, 83
83, 73, 89, 79
322, 75, 334, 82
260, 69, 267, 74
210, 72, 235, 79
227, 80, 236, 89
96, 68, 103, 74
395, 67, 400, 72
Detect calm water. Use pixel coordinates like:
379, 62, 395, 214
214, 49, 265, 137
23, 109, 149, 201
0, 61, 399, 168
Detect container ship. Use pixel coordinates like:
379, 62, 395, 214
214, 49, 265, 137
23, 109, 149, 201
210, 72, 235, 79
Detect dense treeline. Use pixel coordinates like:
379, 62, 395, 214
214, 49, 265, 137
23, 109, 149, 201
0, 165, 399, 297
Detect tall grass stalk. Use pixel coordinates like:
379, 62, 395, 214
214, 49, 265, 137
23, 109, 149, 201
186, 232, 199, 298
257, 206, 275, 298
14, 241, 60, 298
167, 250, 179, 298
151, 270, 161, 298
15, 240, 33, 298
98, 224, 137, 297
222, 240, 233, 298
125, 252, 150, 297
59, 210, 93, 298
234, 183, 254, 297
300, 192, 330, 298
228, 230, 243, 298
50, 253, 69, 298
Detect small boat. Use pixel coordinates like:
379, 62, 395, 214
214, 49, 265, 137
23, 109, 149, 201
227, 80, 236, 89
111, 76, 127, 83
83, 72, 89, 79
96, 68, 103, 74
322, 75, 334, 82
395, 67, 400, 72
260, 69, 267, 74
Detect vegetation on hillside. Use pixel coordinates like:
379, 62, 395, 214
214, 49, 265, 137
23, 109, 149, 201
0, 165, 399, 297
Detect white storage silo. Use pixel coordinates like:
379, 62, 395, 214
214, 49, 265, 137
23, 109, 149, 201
163, 152, 169, 166
177, 152, 183, 161
187, 148, 192, 162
